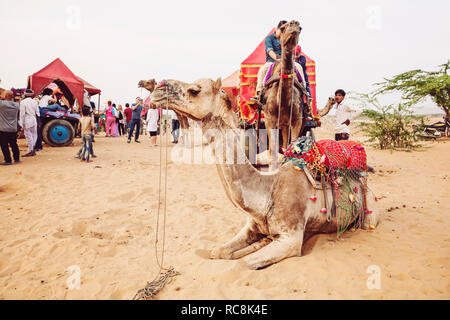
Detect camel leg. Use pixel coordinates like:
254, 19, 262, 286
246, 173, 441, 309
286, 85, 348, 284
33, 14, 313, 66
362, 188, 379, 229
210, 220, 263, 260
230, 237, 272, 260
242, 232, 303, 270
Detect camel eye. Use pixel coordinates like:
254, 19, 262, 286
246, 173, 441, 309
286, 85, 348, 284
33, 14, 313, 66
188, 86, 201, 97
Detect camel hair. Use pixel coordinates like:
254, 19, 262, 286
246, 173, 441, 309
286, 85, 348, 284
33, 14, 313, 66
151, 77, 378, 270
138, 79, 190, 132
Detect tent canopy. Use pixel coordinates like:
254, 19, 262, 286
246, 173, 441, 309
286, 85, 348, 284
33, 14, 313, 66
27, 58, 101, 107
78, 76, 101, 96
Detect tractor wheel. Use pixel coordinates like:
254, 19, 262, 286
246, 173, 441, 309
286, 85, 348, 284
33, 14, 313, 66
42, 119, 75, 147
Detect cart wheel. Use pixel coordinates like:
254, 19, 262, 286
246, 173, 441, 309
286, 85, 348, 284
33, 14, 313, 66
42, 119, 75, 147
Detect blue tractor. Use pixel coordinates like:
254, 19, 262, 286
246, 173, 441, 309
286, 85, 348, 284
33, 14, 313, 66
40, 109, 81, 147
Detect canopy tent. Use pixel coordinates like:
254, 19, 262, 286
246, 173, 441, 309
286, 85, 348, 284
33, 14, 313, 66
238, 29, 317, 124
27, 58, 101, 109
221, 69, 240, 110
78, 76, 101, 97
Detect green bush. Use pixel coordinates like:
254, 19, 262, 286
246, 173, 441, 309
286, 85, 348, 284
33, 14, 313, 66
350, 93, 423, 150
359, 104, 424, 150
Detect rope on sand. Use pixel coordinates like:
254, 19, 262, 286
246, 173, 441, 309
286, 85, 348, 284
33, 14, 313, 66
133, 84, 179, 300
133, 267, 180, 300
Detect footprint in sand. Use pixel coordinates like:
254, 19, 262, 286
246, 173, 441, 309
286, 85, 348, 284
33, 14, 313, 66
195, 249, 212, 259
71, 221, 89, 236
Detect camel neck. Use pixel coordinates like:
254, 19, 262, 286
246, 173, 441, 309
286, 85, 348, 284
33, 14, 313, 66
204, 113, 275, 220
279, 47, 296, 108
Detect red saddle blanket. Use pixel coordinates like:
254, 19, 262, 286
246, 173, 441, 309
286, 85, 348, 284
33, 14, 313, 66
304, 139, 368, 171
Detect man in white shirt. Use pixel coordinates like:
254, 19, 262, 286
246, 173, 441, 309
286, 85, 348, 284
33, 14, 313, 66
19, 90, 40, 157
333, 89, 361, 141
39, 88, 55, 108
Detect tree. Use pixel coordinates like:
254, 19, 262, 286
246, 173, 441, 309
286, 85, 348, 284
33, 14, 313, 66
374, 61, 450, 118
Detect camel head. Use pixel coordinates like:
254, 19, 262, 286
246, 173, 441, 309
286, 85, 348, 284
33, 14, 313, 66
151, 78, 235, 124
138, 79, 157, 93
279, 20, 302, 51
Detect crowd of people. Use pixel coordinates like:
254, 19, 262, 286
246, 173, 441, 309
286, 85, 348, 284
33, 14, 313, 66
0, 87, 184, 166
94, 97, 181, 147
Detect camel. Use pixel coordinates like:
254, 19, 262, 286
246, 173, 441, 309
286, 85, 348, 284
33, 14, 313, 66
258, 20, 305, 170
151, 77, 378, 270
138, 79, 190, 135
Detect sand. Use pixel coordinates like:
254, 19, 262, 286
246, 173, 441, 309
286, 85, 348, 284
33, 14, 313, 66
0, 120, 449, 300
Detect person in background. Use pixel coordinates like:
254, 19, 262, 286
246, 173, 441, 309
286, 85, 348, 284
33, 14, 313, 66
117, 105, 125, 136
169, 109, 180, 144
39, 88, 55, 108
140, 104, 149, 136
19, 89, 40, 157
294, 45, 311, 96
124, 103, 132, 134
112, 103, 119, 137
128, 98, 143, 144
146, 104, 159, 147
78, 106, 96, 163
35, 88, 56, 151
0, 90, 20, 165
105, 101, 115, 137
333, 89, 362, 141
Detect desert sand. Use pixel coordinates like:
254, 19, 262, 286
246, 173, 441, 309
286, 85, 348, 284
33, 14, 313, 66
0, 118, 449, 300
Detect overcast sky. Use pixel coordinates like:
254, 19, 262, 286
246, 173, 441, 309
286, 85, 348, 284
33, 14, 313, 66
1, 0, 449, 113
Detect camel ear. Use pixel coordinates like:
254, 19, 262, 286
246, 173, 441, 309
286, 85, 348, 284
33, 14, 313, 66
213, 78, 222, 94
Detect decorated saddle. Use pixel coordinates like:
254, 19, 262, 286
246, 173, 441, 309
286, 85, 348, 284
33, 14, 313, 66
282, 136, 368, 173
264, 62, 304, 87
282, 136, 371, 237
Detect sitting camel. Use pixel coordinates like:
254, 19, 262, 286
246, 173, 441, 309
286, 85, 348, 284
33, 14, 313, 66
151, 78, 378, 270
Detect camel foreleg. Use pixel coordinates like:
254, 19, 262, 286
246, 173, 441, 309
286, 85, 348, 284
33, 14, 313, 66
230, 237, 272, 260
210, 219, 263, 260
242, 231, 304, 270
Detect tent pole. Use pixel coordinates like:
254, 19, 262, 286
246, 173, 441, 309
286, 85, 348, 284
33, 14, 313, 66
98, 94, 101, 113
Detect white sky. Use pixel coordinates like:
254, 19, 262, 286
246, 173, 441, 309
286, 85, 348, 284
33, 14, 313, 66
1, 0, 449, 114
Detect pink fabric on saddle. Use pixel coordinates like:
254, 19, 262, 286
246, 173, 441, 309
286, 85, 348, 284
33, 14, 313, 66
316, 139, 368, 171
264, 63, 304, 86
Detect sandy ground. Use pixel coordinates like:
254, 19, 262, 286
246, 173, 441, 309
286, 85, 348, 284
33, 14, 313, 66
0, 119, 449, 300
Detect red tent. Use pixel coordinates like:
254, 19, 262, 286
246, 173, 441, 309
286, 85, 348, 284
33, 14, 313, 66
222, 69, 240, 110
238, 29, 317, 124
27, 58, 100, 108
78, 76, 101, 97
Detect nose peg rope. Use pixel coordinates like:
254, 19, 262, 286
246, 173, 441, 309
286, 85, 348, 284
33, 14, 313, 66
134, 84, 180, 300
